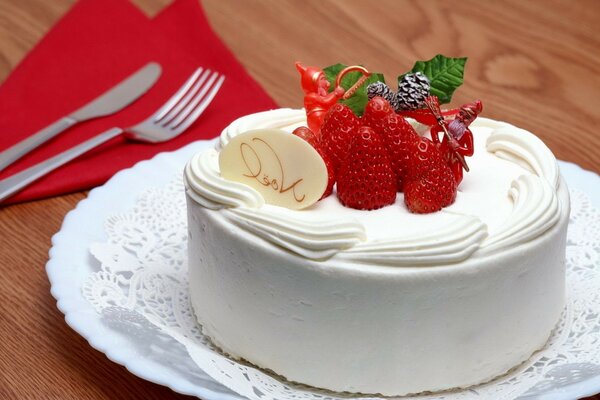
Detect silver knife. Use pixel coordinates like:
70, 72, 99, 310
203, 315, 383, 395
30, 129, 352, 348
0, 62, 162, 172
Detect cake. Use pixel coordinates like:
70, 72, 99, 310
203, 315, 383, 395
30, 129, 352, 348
183, 59, 569, 396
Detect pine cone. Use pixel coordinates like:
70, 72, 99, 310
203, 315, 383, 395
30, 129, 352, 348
367, 81, 399, 110
397, 72, 431, 110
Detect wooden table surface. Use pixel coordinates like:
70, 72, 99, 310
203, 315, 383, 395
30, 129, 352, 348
0, 0, 599, 399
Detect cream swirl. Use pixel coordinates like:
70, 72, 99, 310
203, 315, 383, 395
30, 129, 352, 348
481, 174, 560, 252
485, 121, 559, 188
342, 214, 487, 266
224, 207, 366, 260
218, 108, 305, 150
184, 149, 264, 209
480, 119, 564, 251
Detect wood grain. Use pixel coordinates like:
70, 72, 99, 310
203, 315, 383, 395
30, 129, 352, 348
0, 0, 599, 399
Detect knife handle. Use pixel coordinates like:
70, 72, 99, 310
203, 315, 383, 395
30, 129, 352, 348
0, 127, 123, 203
0, 117, 79, 172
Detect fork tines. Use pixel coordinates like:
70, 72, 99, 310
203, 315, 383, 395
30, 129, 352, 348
153, 68, 225, 132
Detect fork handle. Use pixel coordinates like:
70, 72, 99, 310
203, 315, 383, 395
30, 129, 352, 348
0, 117, 78, 172
0, 127, 123, 203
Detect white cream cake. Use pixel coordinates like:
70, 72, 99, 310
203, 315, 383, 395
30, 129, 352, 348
184, 108, 569, 396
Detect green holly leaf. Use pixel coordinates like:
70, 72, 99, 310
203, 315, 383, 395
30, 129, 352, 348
323, 63, 385, 116
399, 55, 467, 104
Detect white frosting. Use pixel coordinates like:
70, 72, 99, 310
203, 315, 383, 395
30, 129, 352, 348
482, 174, 561, 253
185, 111, 563, 265
184, 149, 264, 209
186, 109, 570, 395
342, 214, 487, 266
486, 124, 559, 188
224, 207, 366, 260
218, 108, 306, 150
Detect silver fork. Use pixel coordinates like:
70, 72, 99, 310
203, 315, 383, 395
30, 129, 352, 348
0, 68, 224, 203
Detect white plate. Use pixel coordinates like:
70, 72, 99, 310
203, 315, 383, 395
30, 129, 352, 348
47, 140, 600, 400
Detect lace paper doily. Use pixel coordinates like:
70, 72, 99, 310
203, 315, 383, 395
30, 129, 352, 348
83, 179, 600, 400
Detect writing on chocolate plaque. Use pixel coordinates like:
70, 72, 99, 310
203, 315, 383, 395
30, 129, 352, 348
219, 129, 328, 209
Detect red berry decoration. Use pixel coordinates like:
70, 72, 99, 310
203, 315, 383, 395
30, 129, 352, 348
379, 113, 419, 191
320, 103, 361, 172
292, 126, 336, 199
404, 137, 457, 214
362, 96, 394, 134
292, 126, 319, 148
336, 126, 397, 210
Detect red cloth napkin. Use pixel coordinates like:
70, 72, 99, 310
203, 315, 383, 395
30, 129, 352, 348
0, 0, 277, 204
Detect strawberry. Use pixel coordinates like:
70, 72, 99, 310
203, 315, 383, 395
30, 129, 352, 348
406, 137, 446, 180
379, 113, 419, 191
292, 126, 319, 148
404, 137, 457, 213
320, 103, 360, 172
336, 126, 397, 210
293, 126, 335, 199
362, 96, 395, 134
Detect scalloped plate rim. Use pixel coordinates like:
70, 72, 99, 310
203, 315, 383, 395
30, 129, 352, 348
45, 141, 600, 400
46, 139, 242, 400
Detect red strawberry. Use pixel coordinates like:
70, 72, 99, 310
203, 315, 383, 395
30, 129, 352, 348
362, 96, 394, 134
336, 126, 397, 210
320, 103, 360, 172
293, 126, 335, 199
380, 113, 419, 191
406, 137, 446, 180
404, 137, 457, 213
292, 126, 319, 148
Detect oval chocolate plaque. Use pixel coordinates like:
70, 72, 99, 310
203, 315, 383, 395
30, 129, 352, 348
219, 129, 328, 210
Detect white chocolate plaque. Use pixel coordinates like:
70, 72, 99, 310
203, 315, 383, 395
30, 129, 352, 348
219, 129, 328, 210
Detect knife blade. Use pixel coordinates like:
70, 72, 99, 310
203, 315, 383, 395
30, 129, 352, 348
0, 62, 162, 172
